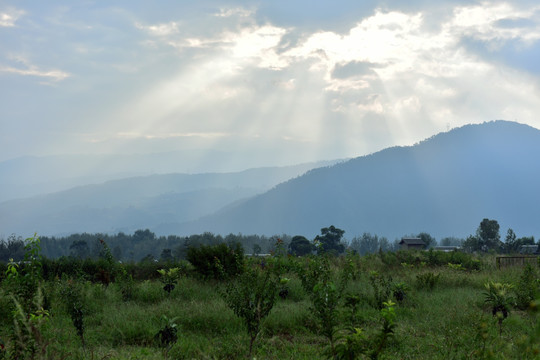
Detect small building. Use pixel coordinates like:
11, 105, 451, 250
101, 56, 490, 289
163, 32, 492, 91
433, 246, 461, 252
519, 245, 539, 255
399, 237, 426, 250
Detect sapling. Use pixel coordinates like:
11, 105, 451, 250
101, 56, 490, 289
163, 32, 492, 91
369, 271, 393, 309
333, 300, 398, 360
157, 268, 180, 295
295, 254, 352, 357
155, 315, 179, 358
278, 277, 290, 299
221, 268, 278, 357
60, 279, 86, 348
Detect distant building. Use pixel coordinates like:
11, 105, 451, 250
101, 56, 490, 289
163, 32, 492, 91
519, 245, 539, 255
433, 246, 461, 252
399, 237, 426, 250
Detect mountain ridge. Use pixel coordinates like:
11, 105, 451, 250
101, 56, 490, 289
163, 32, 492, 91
162, 120, 540, 240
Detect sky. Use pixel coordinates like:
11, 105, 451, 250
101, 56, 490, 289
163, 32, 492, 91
1, 0, 540, 169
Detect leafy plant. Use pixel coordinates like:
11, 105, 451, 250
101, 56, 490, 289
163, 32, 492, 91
369, 271, 393, 309
157, 268, 180, 295
344, 293, 362, 326
483, 281, 514, 335
155, 315, 178, 353
333, 300, 397, 360
278, 277, 290, 299
221, 268, 278, 357
5, 234, 44, 313
333, 327, 367, 360
515, 263, 538, 310
187, 242, 244, 280
117, 266, 135, 301
392, 282, 409, 304
60, 279, 86, 347
10, 287, 51, 360
94, 239, 117, 286
295, 255, 352, 357
374, 300, 397, 357
447, 263, 465, 271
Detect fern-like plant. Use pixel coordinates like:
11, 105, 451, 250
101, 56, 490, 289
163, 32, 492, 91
483, 281, 514, 335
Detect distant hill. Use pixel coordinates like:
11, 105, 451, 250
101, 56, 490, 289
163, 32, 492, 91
167, 121, 540, 240
0, 150, 338, 201
0, 161, 340, 237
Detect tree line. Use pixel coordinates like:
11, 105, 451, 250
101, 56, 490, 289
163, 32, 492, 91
0, 218, 536, 262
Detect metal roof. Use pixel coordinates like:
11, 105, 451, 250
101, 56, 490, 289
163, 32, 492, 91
399, 237, 426, 245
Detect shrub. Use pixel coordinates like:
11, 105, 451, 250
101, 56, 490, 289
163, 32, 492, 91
187, 242, 244, 280
59, 279, 86, 347
392, 281, 409, 304
515, 264, 538, 310
416, 272, 440, 290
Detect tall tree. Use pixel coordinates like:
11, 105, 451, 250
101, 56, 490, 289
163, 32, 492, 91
314, 226, 345, 255
417, 232, 437, 248
504, 228, 517, 253
477, 218, 501, 252
288, 235, 313, 256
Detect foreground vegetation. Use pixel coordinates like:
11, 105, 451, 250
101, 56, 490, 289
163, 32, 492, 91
1, 235, 539, 359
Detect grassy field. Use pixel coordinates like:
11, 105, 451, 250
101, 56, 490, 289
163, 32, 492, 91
1, 248, 539, 359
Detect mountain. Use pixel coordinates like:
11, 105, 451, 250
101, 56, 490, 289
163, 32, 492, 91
167, 121, 540, 240
0, 161, 340, 237
0, 150, 333, 202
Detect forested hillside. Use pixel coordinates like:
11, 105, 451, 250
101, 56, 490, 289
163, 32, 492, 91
171, 121, 540, 240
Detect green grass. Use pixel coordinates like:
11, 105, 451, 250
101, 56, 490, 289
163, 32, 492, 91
1, 254, 539, 359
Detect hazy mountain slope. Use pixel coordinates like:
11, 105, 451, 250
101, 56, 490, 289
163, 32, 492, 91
171, 121, 540, 240
0, 161, 340, 236
0, 151, 340, 201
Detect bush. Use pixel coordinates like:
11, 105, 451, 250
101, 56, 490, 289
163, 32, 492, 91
187, 242, 244, 280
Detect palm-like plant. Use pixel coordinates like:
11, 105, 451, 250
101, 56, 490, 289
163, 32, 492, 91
483, 281, 514, 335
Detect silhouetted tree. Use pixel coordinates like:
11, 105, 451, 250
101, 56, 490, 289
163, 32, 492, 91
504, 229, 518, 253
69, 240, 89, 259
160, 248, 173, 262
314, 226, 345, 255
288, 235, 313, 256
252, 243, 262, 256
417, 232, 437, 248
477, 218, 501, 252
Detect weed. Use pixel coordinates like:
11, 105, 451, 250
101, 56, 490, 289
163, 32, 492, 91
416, 272, 440, 290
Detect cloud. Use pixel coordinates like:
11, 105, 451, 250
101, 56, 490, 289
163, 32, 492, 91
135, 21, 180, 36
0, 8, 24, 27
115, 131, 230, 140
451, 3, 540, 41
0, 64, 70, 81
214, 7, 253, 18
